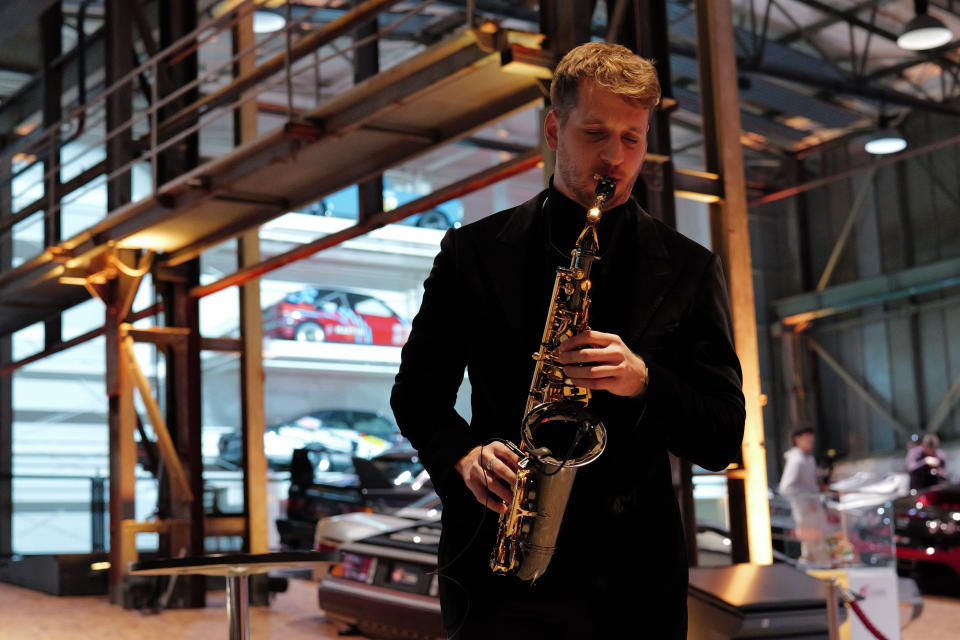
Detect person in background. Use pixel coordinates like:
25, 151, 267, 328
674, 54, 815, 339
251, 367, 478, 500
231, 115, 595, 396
906, 433, 947, 491
779, 425, 828, 565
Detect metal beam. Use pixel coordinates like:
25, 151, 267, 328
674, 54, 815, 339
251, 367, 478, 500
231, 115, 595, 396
0, 152, 11, 557
750, 129, 960, 207
105, 0, 133, 212
0, 24, 106, 138
926, 371, 960, 435
157, 0, 405, 139
694, 0, 772, 567
354, 0, 383, 226
787, 0, 960, 72
188, 148, 543, 299
807, 338, 913, 437
777, 0, 886, 45
776, 256, 960, 327
635, 0, 678, 228
816, 168, 876, 291
41, 3, 62, 350
0, 0, 61, 50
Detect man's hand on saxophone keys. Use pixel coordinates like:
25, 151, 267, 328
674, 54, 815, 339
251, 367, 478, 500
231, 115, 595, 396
557, 329, 649, 397
455, 442, 521, 514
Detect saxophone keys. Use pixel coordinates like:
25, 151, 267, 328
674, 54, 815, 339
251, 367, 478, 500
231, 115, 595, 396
581, 279, 591, 291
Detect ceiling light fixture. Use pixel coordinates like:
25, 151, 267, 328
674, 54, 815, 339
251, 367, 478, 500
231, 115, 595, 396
853, 112, 908, 155
252, 10, 286, 34
864, 130, 908, 155
897, 0, 953, 50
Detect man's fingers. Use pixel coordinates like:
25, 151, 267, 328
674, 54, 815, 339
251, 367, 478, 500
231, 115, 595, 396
557, 347, 611, 364
557, 329, 616, 352
484, 455, 519, 487
563, 364, 618, 379
485, 442, 521, 470
467, 482, 507, 514
468, 474, 509, 514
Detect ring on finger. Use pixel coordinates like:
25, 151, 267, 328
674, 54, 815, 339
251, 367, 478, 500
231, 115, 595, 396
485, 457, 495, 471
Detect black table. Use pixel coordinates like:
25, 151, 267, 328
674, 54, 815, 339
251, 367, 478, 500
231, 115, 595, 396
687, 563, 834, 638
130, 551, 338, 640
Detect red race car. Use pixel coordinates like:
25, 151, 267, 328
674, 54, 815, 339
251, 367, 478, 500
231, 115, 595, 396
263, 288, 411, 346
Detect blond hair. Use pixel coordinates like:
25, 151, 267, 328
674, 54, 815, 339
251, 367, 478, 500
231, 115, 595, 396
551, 42, 661, 119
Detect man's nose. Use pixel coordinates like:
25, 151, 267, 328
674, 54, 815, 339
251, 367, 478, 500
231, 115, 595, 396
599, 138, 624, 166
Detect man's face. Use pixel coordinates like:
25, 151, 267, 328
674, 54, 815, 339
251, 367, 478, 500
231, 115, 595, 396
795, 432, 815, 453
544, 79, 651, 210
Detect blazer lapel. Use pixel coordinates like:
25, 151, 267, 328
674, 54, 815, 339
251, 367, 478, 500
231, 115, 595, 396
622, 205, 682, 347
475, 192, 544, 344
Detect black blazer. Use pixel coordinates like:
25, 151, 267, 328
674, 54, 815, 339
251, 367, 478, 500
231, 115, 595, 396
391, 189, 745, 637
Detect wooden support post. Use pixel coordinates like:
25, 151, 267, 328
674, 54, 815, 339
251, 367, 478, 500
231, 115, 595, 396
107, 306, 137, 604
122, 333, 194, 502
694, 0, 773, 565
234, 7, 268, 556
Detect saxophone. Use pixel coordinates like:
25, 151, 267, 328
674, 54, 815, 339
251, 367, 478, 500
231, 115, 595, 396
489, 175, 616, 582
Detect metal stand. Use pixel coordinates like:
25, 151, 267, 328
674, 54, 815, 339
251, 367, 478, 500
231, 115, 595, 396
225, 575, 250, 640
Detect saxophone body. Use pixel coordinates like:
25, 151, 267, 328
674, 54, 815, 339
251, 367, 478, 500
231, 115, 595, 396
489, 176, 615, 583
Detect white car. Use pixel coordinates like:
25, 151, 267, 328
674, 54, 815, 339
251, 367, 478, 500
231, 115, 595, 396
313, 493, 441, 552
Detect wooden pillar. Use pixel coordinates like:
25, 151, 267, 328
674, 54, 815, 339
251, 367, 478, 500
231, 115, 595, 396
104, 0, 138, 604
105, 255, 140, 604
694, 0, 772, 565
233, 8, 268, 557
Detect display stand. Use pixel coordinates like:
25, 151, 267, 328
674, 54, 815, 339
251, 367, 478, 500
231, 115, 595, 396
130, 551, 338, 640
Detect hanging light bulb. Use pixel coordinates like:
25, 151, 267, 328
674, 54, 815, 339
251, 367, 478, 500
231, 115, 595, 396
253, 10, 286, 34
897, 0, 953, 50
862, 114, 907, 155
864, 130, 908, 155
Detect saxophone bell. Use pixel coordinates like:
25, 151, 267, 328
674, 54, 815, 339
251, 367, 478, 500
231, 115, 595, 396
522, 401, 606, 470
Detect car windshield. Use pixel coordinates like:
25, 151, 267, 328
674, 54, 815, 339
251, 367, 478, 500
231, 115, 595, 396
353, 414, 399, 439
371, 456, 423, 485
285, 289, 320, 304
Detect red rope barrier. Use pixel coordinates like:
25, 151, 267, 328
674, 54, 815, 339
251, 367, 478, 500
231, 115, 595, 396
847, 599, 889, 640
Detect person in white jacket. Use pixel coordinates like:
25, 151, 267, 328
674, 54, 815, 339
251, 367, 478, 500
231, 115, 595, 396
779, 426, 828, 565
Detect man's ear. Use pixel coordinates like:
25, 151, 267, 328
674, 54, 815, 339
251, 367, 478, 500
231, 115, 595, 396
544, 109, 560, 152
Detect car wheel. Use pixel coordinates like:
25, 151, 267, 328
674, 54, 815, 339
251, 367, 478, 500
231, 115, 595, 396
294, 321, 325, 342
415, 210, 450, 230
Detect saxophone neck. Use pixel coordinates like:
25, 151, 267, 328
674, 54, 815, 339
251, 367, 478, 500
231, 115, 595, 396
571, 176, 614, 258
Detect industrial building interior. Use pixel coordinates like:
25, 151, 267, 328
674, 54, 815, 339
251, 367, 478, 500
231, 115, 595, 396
0, 0, 959, 638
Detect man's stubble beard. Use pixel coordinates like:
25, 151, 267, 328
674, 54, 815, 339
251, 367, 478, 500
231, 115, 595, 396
554, 143, 597, 209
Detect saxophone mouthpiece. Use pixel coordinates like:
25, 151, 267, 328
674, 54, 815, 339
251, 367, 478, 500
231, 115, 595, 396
593, 175, 617, 201
587, 175, 616, 221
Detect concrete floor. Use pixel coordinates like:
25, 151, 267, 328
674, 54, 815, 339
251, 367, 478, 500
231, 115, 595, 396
0, 577, 361, 640
0, 576, 957, 639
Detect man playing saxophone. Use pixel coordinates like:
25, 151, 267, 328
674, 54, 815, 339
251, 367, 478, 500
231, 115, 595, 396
392, 41, 745, 639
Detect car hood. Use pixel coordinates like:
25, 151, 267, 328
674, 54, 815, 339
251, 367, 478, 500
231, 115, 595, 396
315, 511, 416, 545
